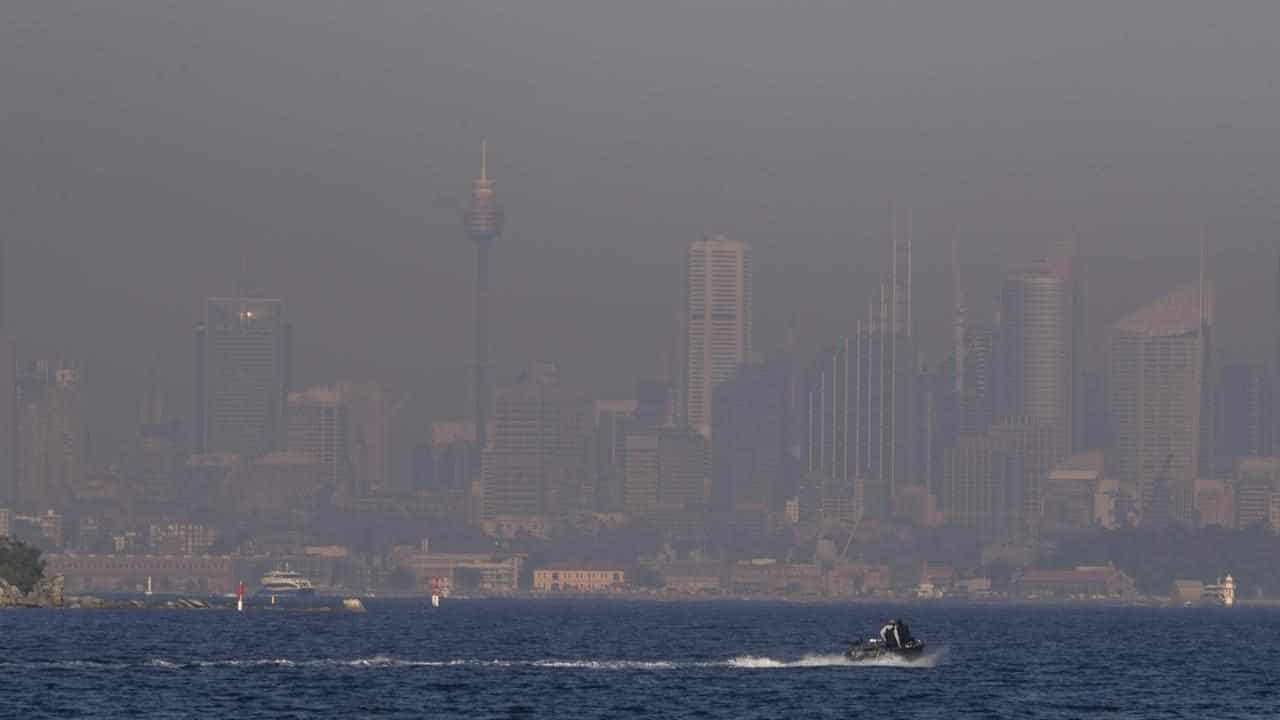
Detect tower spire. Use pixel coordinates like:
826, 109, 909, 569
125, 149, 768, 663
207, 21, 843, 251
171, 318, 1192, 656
464, 139, 503, 453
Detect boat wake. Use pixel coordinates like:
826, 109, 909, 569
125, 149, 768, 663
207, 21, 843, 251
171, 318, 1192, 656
727, 649, 945, 669
8, 650, 944, 672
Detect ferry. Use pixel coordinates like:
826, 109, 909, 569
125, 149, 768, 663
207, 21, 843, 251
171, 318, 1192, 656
255, 567, 317, 602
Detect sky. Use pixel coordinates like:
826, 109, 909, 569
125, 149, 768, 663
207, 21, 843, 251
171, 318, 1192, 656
3, 1, 1280, 460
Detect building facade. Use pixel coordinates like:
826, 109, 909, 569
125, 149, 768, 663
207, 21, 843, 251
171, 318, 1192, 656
684, 234, 751, 437
287, 387, 352, 499
711, 357, 789, 513
15, 362, 84, 512
196, 293, 290, 458
1000, 261, 1070, 461
480, 366, 592, 521
623, 426, 707, 516
1107, 285, 1211, 526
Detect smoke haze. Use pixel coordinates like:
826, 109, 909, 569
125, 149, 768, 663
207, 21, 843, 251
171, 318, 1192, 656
3, 1, 1280, 454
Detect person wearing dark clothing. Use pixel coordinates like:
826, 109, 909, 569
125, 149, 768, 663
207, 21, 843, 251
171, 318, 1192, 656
879, 619, 913, 648
895, 620, 914, 646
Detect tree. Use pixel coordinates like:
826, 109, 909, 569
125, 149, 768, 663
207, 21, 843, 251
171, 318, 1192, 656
0, 537, 46, 594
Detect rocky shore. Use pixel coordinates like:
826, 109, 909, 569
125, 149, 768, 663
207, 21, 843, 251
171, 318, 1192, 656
0, 574, 66, 608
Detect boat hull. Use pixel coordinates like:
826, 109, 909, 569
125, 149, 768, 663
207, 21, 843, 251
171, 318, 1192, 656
845, 640, 926, 663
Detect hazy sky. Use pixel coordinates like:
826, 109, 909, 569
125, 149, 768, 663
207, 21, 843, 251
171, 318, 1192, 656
4, 1, 1280, 456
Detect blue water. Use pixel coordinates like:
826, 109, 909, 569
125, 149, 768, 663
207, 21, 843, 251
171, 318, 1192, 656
2, 600, 1278, 718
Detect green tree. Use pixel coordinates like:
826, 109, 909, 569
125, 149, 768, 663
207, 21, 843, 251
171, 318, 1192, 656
0, 537, 45, 594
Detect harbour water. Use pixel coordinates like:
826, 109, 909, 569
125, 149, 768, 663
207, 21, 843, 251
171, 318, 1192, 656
2, 600, 1277, 718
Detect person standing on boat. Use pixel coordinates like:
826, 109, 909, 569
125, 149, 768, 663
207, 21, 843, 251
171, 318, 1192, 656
879, 619, 899, 648
879, 619, 912, 648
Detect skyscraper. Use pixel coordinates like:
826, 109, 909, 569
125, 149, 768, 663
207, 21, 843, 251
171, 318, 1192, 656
1217, 364, 1272, 460
684, 234, 751, 437
463, 142, 504, 451
960, 323, 1002, 434
287, 386, 352, 499
711, 356, 789, 513
196, 290, 290, 458
335, 381, 391, 496
851, 224, 916, 520
623, 426, 707, 516
480, 364, 591, 520
15, 362, 84, 512
802, 343, 853, 518
943, 433, 1022, 537
1108, 284, 1211, 526
1000, 260, 1070, 457
0, 235, 15, 508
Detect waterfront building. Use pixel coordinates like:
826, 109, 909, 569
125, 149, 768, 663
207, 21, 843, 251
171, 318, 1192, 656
389, 546, 521, 592
532, 565, 626, 592
1017, 566, 1135, 600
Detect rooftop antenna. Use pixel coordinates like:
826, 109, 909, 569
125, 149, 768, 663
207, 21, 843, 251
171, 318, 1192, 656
480, 139, 488, 182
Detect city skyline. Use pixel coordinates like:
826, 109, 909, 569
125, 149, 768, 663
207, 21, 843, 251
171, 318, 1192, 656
6, 2, 1280, 605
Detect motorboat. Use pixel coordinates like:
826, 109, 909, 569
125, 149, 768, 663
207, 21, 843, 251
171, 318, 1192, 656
845, 637, 926, 662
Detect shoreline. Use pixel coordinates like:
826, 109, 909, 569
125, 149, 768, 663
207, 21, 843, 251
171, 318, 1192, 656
9, 591, 1269, 610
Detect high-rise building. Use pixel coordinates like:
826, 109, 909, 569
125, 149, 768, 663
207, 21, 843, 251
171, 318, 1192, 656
711, 356, 789, 513
850, 229, 916, 520
480, 365, 591, 520
1217, 364, 1272, 460
593, 399, 637, 513
1107, 284, 1211, 525
196, 291, 290, 458
960, 324, 1002, 434
135, 368, 182, 501
15, 362, 84, 512
0, 335, 15, 508
989, 418, 1060, 531
335, 381, 391, 496
1000, 260, 1070, 460
417, 420, 476, 494
623, 426, 707, 516
684, 234, 751, 437
1233, 457, 1280, 530
463, 142, 504, 452
0, 235, 15, 509
802, 344, 853, 520
287, 386, 352, 499
943, 434, 1022, 537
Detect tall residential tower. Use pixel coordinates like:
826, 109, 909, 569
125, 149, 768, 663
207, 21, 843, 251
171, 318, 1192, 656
684, 234, 751, 437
